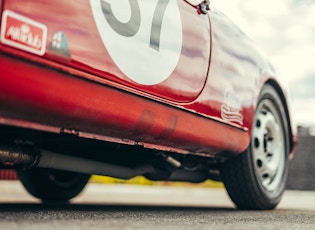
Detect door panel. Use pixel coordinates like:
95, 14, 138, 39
1, 0, 211, 103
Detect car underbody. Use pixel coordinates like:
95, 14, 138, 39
0, 124, 229, 184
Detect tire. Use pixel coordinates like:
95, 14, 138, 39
17, 168, 90, 203
220, 84, 289, 210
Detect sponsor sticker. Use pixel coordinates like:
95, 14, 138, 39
221, 87, 244, 125
0, 10, 47, 56
48, 31, 71, 57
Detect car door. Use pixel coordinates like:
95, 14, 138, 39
0, 0, 211, 103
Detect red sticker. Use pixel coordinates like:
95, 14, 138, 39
0, 10, 47, 55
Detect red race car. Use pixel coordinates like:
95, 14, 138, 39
0, 0, 296, 210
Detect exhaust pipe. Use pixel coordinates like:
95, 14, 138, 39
0, 145, 39, 168
38, 150, 157, 180
0, 145, 158, 179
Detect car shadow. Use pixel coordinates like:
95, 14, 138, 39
0, 202, 237, 212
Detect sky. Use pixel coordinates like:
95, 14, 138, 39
212, 0, 315, 128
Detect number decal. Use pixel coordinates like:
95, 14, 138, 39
101, 0, 141, 37
102, 0, 170, 51
90, 0, 183, 85
150, 0, 170, 51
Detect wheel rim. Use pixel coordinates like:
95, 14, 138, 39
252, 99, 285, 192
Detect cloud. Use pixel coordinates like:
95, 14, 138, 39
291, 74, 315, 99
292, 98, 315, 126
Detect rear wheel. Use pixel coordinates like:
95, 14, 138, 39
18, 168, 90, 203
220, 84, 289, 210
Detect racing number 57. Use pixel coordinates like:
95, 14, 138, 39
101, 0, 170, 51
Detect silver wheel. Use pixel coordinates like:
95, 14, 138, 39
220, 84, 289, 210
252, 99, 285, 192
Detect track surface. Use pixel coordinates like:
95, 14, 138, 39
1, 182, 315, 229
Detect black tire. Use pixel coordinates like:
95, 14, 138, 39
17, 168, 90, 203
220, 84, 289, 210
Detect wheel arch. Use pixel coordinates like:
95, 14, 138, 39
264, 79, 296, 158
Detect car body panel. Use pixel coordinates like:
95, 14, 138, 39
0, 52, 249, 156
0, 0, 296, 157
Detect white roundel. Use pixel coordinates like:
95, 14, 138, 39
90, 0, 183, 85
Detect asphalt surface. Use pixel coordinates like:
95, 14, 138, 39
1, 182, 315, 229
